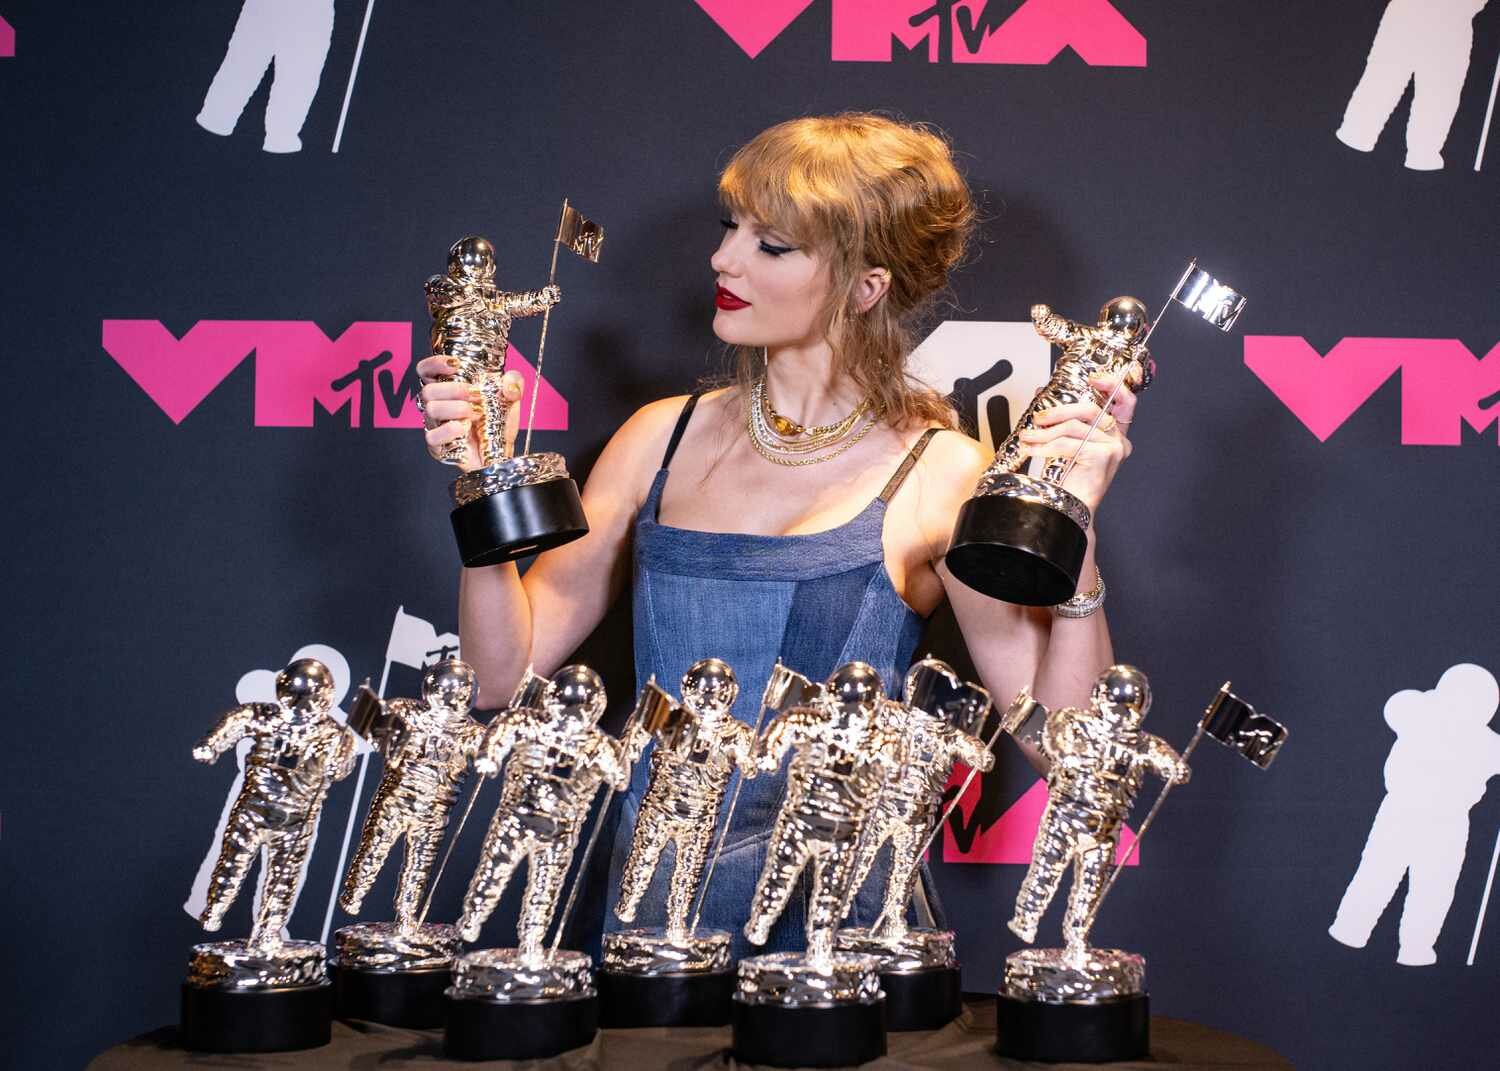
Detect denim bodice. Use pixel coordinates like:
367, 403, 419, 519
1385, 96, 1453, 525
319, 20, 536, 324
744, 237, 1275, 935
602, 410, 934, 959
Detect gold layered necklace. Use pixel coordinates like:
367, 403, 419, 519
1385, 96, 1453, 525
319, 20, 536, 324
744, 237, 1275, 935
747, 377, 881, 466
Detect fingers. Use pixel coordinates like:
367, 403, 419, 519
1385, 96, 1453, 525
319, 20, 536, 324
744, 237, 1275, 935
416, 354, 461, 382
424, 420, 470, 455
1088, 373, 1139, 425
1021, 415, 1127, 447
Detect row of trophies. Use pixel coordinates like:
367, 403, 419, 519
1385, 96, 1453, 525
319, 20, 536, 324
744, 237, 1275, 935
174, 217, 1277, 1063
180, 652, 1286, 1065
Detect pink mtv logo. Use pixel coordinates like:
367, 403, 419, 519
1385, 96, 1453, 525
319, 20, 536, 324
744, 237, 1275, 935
1244, 336, 1500, 445
101, 320, 568, 430
0, 15, 14, 57
696, 0, 1145, 66
942, 771, 1138, 866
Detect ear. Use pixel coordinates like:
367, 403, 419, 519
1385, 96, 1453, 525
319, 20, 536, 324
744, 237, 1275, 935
854, 267, 892, 314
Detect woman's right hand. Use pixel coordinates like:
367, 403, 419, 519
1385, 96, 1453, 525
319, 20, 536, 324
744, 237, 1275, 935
416, 355, 525, 471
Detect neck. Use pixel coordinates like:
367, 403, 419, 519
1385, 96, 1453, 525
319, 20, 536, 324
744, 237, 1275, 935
762, 341, 865, 426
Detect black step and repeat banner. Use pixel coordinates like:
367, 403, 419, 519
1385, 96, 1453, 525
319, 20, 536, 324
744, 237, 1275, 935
3, 2, 1499, 1067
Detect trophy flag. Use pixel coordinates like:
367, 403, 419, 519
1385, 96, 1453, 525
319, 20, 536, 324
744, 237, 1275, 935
1168, 262, 1247, 332
1200, 685, 1288, 769
386, 605, 460, 669
557, 203, 605, 262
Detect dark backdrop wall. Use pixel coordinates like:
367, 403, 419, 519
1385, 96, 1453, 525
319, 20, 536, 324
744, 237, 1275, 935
3, 2, 1499, 1067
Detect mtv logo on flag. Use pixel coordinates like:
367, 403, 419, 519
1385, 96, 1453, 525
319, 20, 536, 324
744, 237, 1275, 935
557, 202, 605, 262
1201, 684, 1287, 769
1170, 263, 1247, 332
385, 606, 460, 670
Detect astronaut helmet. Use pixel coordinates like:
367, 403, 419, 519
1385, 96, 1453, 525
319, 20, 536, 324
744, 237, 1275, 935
825, 661, 885, 731
548, 664, 608, 727
422, 658, 479, 716
1096, 296, 1150, 343
447, 235, 497, 283
1091, 664, 1152, 731
681, 658, 739, 720
275, 658, 337, 718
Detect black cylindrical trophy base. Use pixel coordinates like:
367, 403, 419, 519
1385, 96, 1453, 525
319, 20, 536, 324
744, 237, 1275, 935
946, 493, 1088, 606
179, 981, 332, 1053
731, 995, 887, 1068
444, 992, 598, 1061
330, 963, 450, 1029
880, 965, 961, 1031
451, 476, 588, 568
995, 992, 1150, 1063
597, 966, 735, 1027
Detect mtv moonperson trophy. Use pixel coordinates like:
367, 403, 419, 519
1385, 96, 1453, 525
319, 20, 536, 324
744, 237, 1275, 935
598, 660, 757, 1025
181, 658, 358, 1053
948, 261, 1247, 605
732, 662, 903, 1069
443, 665, 643, 1061
426, 199, 604, 567
997, 665, 1287, 1062
327, 659, 484, 1028
834, 658, 999, 1030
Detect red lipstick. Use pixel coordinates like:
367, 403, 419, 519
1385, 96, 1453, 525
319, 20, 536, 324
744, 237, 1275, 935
715, 285, 750, 311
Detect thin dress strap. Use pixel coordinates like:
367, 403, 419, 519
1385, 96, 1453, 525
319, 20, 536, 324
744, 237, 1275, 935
660, 392, 702, 470
878, 428, 941, 503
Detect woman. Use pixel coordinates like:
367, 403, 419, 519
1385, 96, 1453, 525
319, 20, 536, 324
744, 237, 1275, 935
416, 114, 1137, 955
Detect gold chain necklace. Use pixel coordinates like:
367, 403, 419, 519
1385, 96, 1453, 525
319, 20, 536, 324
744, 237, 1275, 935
747, 379, 881, 466
760, 382, 868, 440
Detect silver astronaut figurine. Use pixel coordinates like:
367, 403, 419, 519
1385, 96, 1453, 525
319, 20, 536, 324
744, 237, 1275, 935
608, 659, 757, 964
332, 660, 484, 980
833, 659, 994, 1029
948, 297, 1155, 606
1005, 665, 1188, 1006
182, 658, 357, 1052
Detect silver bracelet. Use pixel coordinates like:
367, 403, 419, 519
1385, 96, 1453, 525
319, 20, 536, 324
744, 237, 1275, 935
1055, 568, 1105, 618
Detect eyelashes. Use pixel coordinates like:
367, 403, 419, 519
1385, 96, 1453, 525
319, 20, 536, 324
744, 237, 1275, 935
720, 217, 797, 257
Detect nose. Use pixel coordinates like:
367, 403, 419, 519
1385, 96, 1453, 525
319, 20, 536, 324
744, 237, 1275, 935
710, 227, 743, 278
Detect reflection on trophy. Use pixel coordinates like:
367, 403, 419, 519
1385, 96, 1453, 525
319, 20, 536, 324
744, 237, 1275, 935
996, 666, 1287, 1062
834, 658, 996, 1030
948, 260, 1246, 606
428, 199, 603, 567
444, 665, 643, 1061
180, 658, 358, 1053
328, 660, 484, 1028
599, 660, 758, 1026
731, 663, 903, 1069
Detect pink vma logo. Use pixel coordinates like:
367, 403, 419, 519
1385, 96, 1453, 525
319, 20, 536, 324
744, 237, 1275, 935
1245, 337, 1500, 445
0, 14, 15, 57
101, 321, 568, 431
695, 0, 1145, 65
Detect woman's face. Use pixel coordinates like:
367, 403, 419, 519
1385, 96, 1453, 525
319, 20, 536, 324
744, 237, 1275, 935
710, 213, 833, 350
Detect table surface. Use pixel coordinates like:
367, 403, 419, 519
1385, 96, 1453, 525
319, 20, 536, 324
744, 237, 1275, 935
89, 997, 1293, 1070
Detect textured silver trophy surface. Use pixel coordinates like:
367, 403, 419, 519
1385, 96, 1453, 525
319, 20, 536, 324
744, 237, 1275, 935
599, 660, 756, 1026
181, 658, 358, 1053
328, 659, 483, 1026
948, 298, 1154, 606
444, 664, 639, 1061
427, 233, 587, 566
834, 657, 994, 1030
997, 665, 1187, 1062
732, 662, 901, 1069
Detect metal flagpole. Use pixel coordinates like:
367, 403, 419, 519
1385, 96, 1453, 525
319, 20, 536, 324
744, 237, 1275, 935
319, 654, 391, 944
1465, 825, 1500, 965
418, 775, 487, 926
523, 199, 568, 458
331, 0, 377, 153
1474, 48, 1500, 172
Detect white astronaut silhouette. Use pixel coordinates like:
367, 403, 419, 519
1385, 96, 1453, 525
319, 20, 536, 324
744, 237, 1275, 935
1330, 664, 1500, 965
1336, 0, 1491, 171
196, 0, 337, 153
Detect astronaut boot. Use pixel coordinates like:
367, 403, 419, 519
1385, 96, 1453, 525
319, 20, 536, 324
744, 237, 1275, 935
1404, 151, 1444, 171
263, 133, 304, 153
1326, 917, 1371, 949
196, 110, 237, 138
1007, 913, 1038, 944
744, 917, 773, 948
457, 911, 484, 944
1397, 943, 1437, 966
1335, 123, 1379, 153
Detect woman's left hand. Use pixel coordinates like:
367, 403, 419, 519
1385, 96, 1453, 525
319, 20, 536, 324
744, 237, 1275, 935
1016, 372, 1139, 516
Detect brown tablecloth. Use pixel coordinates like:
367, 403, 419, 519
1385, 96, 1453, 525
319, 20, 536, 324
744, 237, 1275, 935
89, 998, 1292, 1070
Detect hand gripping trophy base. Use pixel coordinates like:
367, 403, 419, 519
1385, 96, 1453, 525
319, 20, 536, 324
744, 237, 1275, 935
450, 453, 588, 568
996, 947, 1149, 1063
180, 940, 333, 1053
947, 473, 1092, 606
443, 948, 598, 1061
598, 928, 735, 1028
836, 926, 962, 1032
328, 922, 459, 1029
731, 951, 887, 1068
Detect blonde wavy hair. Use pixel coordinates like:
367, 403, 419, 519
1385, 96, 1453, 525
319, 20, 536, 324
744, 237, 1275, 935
718, 113, 975, 431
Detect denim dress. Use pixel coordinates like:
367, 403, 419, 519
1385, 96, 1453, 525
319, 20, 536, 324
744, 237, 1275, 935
602, 395, 940, 960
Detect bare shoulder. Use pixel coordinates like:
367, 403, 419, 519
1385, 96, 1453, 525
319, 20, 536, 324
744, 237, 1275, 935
910, 427, 991, 495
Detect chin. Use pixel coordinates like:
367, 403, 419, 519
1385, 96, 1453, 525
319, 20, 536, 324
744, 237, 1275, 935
711, 312, 758, 346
